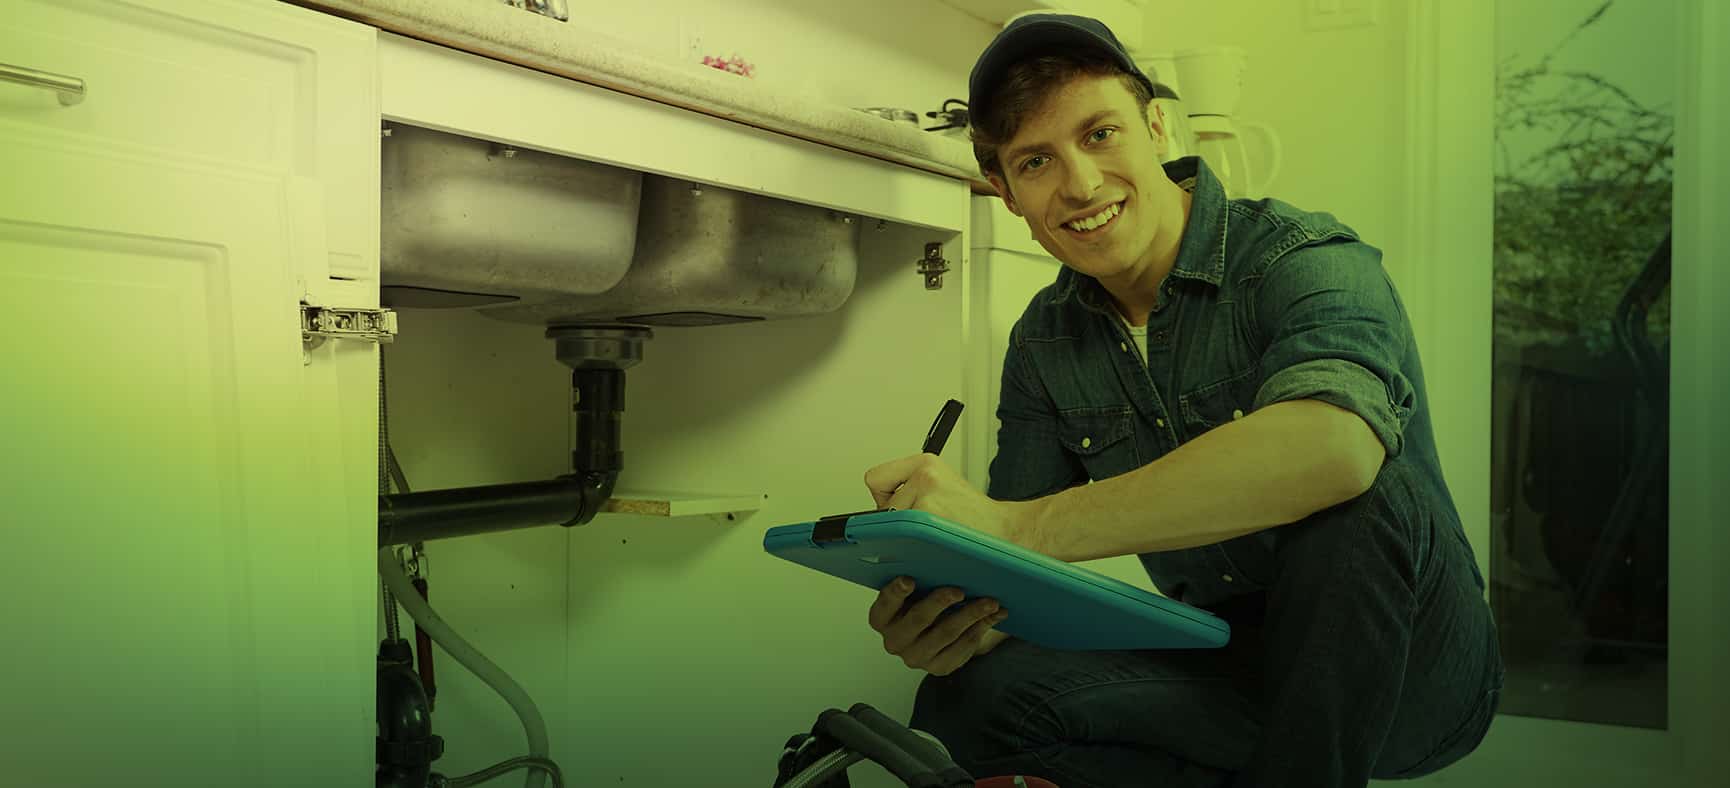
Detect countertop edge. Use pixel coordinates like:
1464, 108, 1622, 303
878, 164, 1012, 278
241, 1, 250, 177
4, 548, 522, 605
287, 0, 997, 194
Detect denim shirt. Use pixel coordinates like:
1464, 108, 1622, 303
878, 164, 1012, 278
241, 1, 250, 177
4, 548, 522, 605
986, 156, 1482, 610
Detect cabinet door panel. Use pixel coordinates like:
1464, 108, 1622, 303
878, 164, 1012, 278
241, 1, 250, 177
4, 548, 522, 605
0, 132, 349, 788
2, 2, 377, 784
0, 0, 379, 281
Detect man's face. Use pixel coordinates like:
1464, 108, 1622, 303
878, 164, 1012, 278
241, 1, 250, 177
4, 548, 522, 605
987, 74, 1175, 285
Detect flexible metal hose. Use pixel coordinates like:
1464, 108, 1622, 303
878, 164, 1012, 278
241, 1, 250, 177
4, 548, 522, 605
379, 548, 552, 788
781, 749, 864, 788
779, 728, 952, 788
381, 352, 401, 641
444, 756, 564, 788
375, 348, 558, 788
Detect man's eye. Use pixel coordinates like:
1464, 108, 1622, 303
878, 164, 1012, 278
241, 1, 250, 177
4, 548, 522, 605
1021, 155, 1048, 172
1090, 128, 1116, 143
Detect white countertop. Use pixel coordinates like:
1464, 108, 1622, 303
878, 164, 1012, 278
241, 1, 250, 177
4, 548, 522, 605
292, 0, 989, 189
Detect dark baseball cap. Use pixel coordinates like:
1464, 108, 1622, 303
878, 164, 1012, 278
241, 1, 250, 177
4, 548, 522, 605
967, 14, 1156, 121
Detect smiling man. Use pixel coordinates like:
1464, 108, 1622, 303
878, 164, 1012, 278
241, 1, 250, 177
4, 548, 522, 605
860, 14, 1505, 788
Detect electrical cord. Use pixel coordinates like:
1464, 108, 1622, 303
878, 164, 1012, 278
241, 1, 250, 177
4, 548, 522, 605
381, 355, 402, 641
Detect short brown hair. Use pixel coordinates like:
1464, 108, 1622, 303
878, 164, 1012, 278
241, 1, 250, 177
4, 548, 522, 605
970, 50, 1154, 180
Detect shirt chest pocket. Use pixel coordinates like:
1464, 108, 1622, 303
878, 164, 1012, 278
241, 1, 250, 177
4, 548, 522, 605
1178, 366, 1260, 437
1056, 405, 1139, 482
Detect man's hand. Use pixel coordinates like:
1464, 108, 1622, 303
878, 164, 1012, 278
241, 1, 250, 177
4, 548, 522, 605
863, 453, 1031, 547
869, 575, 1010, 676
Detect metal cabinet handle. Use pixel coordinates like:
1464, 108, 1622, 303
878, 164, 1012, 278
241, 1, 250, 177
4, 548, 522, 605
0, 62, 85, 106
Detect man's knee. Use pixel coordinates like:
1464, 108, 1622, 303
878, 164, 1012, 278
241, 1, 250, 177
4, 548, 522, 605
909, 659, 1006, 755
907, 642, 1056, 766
1270, 472, 1427, 589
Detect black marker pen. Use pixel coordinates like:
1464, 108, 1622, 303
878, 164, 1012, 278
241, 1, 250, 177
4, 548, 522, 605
922, 399, 965, 456
883, 399, 965, 513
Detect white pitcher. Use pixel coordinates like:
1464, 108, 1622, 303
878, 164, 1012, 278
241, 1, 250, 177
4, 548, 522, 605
1193, 116, 1282, 198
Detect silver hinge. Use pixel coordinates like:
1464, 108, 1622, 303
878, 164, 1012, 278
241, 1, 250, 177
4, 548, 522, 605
301, 304, 398, 352
918, 242, 950, 290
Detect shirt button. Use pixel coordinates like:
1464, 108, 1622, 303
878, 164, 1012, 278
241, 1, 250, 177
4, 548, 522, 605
1223, 574, 1235, 583
1232, 409, 1244, 420
1119, 341, 1129, 352
1081, 437, 1092, 449
1156, 418, 1166, 428
1153, 330, 1168, 342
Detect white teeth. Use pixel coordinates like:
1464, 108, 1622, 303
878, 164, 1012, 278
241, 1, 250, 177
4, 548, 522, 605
1066, 202, 1121, 233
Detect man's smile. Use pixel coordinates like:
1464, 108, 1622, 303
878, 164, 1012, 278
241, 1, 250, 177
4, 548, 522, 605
1062, 199, 1126, 237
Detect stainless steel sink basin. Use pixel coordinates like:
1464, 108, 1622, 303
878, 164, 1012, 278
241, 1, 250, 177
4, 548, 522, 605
380, 124, 642, 309
380, 124, 861, 326
480, 174, 861, 326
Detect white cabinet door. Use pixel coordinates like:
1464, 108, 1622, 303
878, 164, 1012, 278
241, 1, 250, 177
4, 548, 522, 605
0, 2, 377, 785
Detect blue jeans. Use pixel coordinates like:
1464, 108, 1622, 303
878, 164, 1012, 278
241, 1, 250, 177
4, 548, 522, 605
909, 464, 1505, 787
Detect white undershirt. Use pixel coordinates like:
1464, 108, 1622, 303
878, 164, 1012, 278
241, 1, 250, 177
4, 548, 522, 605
1111, 173, 1192, 370
1117, 309, 1149, 367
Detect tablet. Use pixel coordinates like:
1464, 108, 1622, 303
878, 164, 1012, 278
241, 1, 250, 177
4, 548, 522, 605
762, 508, 1229, 651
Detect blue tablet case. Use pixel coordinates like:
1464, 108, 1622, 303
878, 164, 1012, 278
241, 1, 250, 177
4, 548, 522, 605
762, 508, 1230, 651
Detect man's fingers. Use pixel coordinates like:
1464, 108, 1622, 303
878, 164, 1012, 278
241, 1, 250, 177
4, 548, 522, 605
881, 585, 963, 655
885, 482, 917, 513
869, 479, 898, 509
863, 454, 935, 508
869, 578, 1009, 675
897, 596, 999, 668
925, 609, 1010, 676
868, 576, 915, 632
906, 586, 968, 631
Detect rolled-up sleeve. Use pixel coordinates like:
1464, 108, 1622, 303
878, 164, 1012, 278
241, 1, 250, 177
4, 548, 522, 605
1248, 239, 1416, 460
987, 323, 1087, 501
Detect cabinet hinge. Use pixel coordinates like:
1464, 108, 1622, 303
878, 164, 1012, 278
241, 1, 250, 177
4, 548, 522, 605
918, 242, 950, 290
301, 304, 398, 350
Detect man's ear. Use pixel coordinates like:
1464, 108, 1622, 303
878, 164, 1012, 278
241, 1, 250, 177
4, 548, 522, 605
1146, 103, 1171, 160
986, 173, 1023, 217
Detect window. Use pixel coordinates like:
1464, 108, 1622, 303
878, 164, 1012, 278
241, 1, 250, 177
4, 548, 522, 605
1490, 0, 1674, 729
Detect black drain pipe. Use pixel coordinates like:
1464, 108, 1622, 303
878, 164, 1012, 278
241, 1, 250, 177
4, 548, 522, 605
376, 475, 606, 546
376, 325, 646, 547
375, 638, 442, 788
